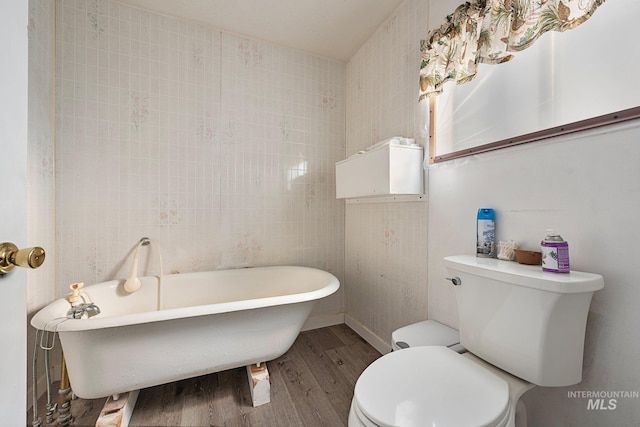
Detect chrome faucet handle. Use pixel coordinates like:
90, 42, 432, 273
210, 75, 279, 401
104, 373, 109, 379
85, 304, 101, 318
66, 303, 101, 319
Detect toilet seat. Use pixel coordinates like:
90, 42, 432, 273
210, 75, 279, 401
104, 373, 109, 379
392, 320, 465, 352
352, 346, 510, 427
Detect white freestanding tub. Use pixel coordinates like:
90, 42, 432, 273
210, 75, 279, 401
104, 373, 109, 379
31, 266, 339, 399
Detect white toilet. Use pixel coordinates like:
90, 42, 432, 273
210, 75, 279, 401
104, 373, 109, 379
349, 255, 604, 427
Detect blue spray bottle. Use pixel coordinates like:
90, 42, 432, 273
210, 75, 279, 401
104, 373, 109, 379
476, 208, 495, 258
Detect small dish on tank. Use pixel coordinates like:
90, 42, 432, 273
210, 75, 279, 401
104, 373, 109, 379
514, 249, 542, 265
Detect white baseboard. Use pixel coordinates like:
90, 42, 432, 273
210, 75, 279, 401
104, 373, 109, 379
302, 312, 345, 331
344, 314, 391, 355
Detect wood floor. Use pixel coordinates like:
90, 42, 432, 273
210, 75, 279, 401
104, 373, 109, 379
30, 324, 381, 427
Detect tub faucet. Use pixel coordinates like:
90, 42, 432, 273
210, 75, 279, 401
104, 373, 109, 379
65, 282, 100, 319
66, 303, 101, 319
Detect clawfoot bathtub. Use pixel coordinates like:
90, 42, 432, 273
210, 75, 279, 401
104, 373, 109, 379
31, 266, 339, 399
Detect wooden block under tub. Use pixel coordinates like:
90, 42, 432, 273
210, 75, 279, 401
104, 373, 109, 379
95, 389, 139, 427
246, 363, 271, 407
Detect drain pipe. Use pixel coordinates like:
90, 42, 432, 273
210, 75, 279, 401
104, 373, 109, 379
57, 353, 73, 426
31, 330, 42, 427
43, 332, 56, 424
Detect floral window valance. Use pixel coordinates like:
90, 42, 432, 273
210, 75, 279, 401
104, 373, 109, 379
419, 0, 605, 101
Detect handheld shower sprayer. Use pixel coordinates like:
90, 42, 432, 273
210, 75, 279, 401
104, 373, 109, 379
124, 237, 150, 293
122, 237, 164, 310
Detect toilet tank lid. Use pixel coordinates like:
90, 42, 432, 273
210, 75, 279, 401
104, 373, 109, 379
443, 255, 604, 294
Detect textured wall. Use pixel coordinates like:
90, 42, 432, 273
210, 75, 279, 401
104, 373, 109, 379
27, 0, 57, 408
27, 0, 56, 314
54, 0, 345, 318
344, 0, 429, 348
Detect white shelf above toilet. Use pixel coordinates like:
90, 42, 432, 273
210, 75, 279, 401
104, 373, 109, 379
336, 142, 425, 201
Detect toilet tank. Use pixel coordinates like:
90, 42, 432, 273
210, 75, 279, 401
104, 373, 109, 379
443, 255, 604, 387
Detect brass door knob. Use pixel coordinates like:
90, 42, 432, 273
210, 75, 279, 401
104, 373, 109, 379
0, 242, 46, 275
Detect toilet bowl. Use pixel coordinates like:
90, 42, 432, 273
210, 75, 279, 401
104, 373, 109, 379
349, 255, 604, 427
350, 346, 514, 427
351, 322, 532, 427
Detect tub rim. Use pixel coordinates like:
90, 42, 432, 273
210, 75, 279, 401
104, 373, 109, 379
31, 265, 339, 332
